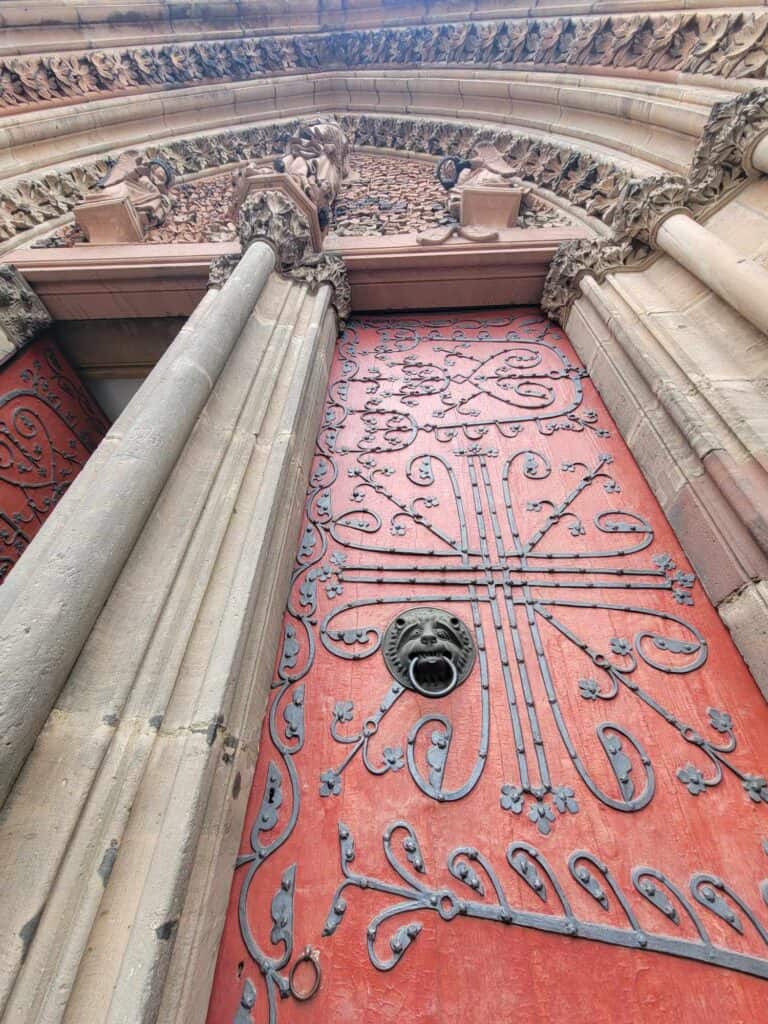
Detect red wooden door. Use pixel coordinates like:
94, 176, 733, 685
208, 309, 768, 1024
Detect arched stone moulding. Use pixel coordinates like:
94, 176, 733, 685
0, 78, 760, 253
1, 8, 768, 119
0, 68, 715, 184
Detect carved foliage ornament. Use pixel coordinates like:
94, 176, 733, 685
237, 188, 314, 268
690, 87, 768, 201
540, 238, 646, 323
3, 12, 768, 115
0, 266, 52, 361
12, 99, 765, 249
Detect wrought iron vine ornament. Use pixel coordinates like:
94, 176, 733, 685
324, 820, 768, 980
232, 311, 768, 1020
311, 316, 766, 825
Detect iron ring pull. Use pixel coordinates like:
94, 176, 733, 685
288, 946, 321, 1002
408, 654, 459, 699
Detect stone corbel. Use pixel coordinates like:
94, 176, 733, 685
0, 265, 52, 366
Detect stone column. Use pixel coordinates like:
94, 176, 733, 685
608, 173, 768, 339
749, 133, 768, 175
655, 212, 768, 338
0, 241, 276, 804
0, 159, 350, 1023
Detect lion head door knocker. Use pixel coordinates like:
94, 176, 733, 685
383, 608, 476, 698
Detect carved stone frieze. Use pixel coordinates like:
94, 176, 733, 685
13, 108, 767, 254
0, 266, 52, 362
341, 115, 633, 227
41, 151, 575, 249
541, 237, 647, 323
329, 153, 451, 238
3, 12, 768, 116
13, 116, 630, 247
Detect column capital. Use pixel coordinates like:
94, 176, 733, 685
609, 174, 691, 248
691, 88, 768, 196
541, 236, 640, 324
0, 265, 52, 367
236, 180, 318, 268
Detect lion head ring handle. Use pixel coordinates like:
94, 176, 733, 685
289, 946, 321, 1002
408, 652, 459, 698
383, 608, 475, 697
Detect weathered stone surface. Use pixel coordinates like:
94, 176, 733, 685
0, 269, 339, 1023
0, 243, 276, 808
237, 188, 314, 267
3, 115, 635, 245
0, 265, 51, 363
719, 580, 768, 701
287, 252, 351, 321
541, 237, 642, 324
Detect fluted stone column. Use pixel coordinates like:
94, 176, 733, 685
0, 177, 349, 1024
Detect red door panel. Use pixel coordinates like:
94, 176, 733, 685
0, 337, 109, 581
208, 309, 768, 1024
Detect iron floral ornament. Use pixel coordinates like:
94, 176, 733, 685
310, 315, 766, 824
224, 312, 768, 1022
324, 820, 768, 979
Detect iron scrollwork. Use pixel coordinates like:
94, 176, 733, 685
324, 820, 768, 980
0, 343, 108, 581
312, 316, 765, 824
231, 311, 768, 1019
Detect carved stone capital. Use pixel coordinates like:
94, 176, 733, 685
207, 254, 240, 290
231, 162, 352, 320
541, 237, 637, 323
0, 266, 52, 364
285, 252, 351, 322
690, 88, 768, 204
609, 175, 690, 247
237, 186, 315, 268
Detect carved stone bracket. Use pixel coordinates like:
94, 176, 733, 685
0, 266, 52, 365
541, 237, 647, 324
209, 246, 350, 322
286, 253, 351, 322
